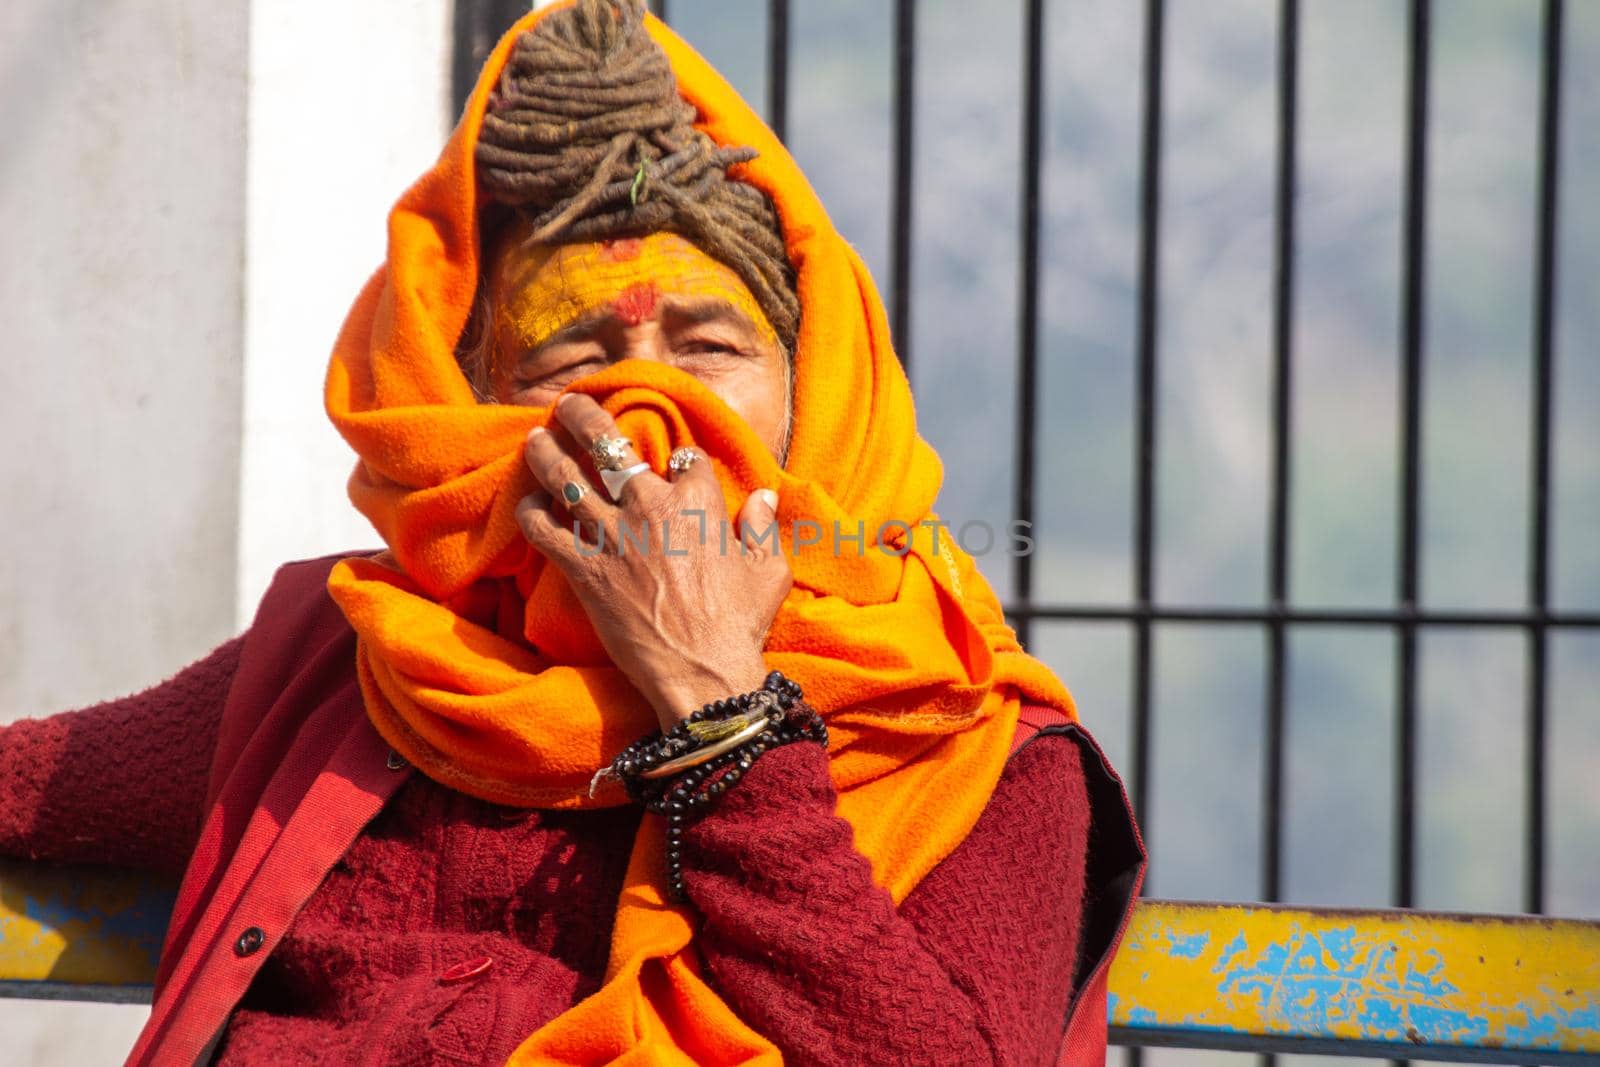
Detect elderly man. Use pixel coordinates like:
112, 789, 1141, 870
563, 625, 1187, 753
0, 2, 1143, 1063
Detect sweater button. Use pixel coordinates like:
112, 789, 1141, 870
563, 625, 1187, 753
439, 955, 494, 984
386, 749, 409, 771
234, 926, 266, 957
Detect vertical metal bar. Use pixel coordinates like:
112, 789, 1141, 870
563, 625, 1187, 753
1395, 0, 1430, 924
766, 0, 790, 142
1131, 0, 1166, 938
1128, 6, 1166, 1064
1260, 8, 1298, 1062
1264, 0, 1298, 905
1013, 0, 1046, 649
891, 0, 917, 368
454, 1, 548, 116
452, 0, 491, 120
1526, 0, 1563, 918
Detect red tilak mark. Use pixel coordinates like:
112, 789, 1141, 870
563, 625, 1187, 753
612, 283, 659, 326
599, 238, 644, 262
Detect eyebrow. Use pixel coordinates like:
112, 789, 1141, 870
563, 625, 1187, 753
524, 296, 759, 355
660, 297, 759, 332
530, 308, 613, 351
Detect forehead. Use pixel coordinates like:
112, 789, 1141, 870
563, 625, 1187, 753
489, 228, 777, 349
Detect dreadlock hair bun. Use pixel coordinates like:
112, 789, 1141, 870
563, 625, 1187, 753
475, 0, 800, 351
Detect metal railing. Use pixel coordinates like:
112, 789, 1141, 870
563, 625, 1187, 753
3, 860, 1596, 1062
447, 0, 1598, 1060
502, 0, 1595, 925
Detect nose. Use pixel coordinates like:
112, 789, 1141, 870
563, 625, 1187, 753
617, 325, 671, 365
615, 296, 674, 364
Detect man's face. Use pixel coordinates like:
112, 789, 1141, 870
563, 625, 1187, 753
485, 222, 791, 461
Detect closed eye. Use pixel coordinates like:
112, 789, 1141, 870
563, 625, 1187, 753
677, 335, 748, 359
508, 348, 609, 393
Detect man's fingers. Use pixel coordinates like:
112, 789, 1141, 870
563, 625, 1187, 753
664, 446, 727, 494
552, 394, 668, 506
524, 427, 612, 523
553, 392, 630, 453
736, 488, 783, 558
516, 491, 564, 551
516, 491, 601, 563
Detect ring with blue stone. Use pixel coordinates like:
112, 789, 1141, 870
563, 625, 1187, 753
562, 481, 587, 507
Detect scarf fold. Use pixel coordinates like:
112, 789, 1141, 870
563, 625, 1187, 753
323, 6, 1077, 1063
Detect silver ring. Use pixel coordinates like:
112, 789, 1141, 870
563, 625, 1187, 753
669, 447, 700, 474
589, 434, 634, 472
561, 480, 588, 507
599, 461, 651, 501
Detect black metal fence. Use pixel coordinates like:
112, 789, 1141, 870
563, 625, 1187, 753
452, 5, 1594, 1057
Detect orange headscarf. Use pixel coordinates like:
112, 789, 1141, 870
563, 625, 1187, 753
323, 4, 1077, 1063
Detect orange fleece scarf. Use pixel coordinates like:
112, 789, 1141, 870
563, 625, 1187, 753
323, 5, 1077, 1064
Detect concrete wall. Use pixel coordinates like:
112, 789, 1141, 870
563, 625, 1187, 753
238, 0, 452, 621
0, 2, 248, 1060
0, 0, 450, 1062
0, 0, 247, 732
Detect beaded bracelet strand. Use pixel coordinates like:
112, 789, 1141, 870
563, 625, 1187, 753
597, 670, 827, 901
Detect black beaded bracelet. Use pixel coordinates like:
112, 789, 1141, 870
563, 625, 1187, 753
604, 671, 827, 902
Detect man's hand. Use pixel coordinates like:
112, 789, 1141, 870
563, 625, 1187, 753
514, 393, 790, 731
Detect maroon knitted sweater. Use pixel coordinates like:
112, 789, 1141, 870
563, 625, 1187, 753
1, 639, 1093, 1066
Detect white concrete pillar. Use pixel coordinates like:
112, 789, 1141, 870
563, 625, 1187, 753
0, 0, 451, 1061
238, 0, 453, 623
0, 1, 249, 1061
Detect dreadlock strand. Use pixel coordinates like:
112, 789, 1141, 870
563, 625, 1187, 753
526, 132, 635, 242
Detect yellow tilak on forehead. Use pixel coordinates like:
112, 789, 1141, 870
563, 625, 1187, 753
494, 231, 780, 354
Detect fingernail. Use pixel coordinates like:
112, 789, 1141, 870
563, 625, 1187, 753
757, 489, 779, 511
529, 426, 547, 439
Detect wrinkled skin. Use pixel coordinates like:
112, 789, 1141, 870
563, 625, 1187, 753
487, 221, 793, 730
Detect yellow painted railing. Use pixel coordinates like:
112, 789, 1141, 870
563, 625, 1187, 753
3, 860, 1598, 1061
0, 860, 173, 1003
1109, 899, 1600, 1064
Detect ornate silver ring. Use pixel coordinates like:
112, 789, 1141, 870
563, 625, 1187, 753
589, 434, 634, 472
668, 447, 700, 475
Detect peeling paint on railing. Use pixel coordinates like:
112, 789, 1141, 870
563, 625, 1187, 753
0, 860, 173, 989
3, 863, 1597, 1061
1109, 900, 1600, 1062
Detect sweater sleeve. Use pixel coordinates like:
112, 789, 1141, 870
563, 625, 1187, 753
680, 730, 1092, 1067
0, 635, 244, 876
